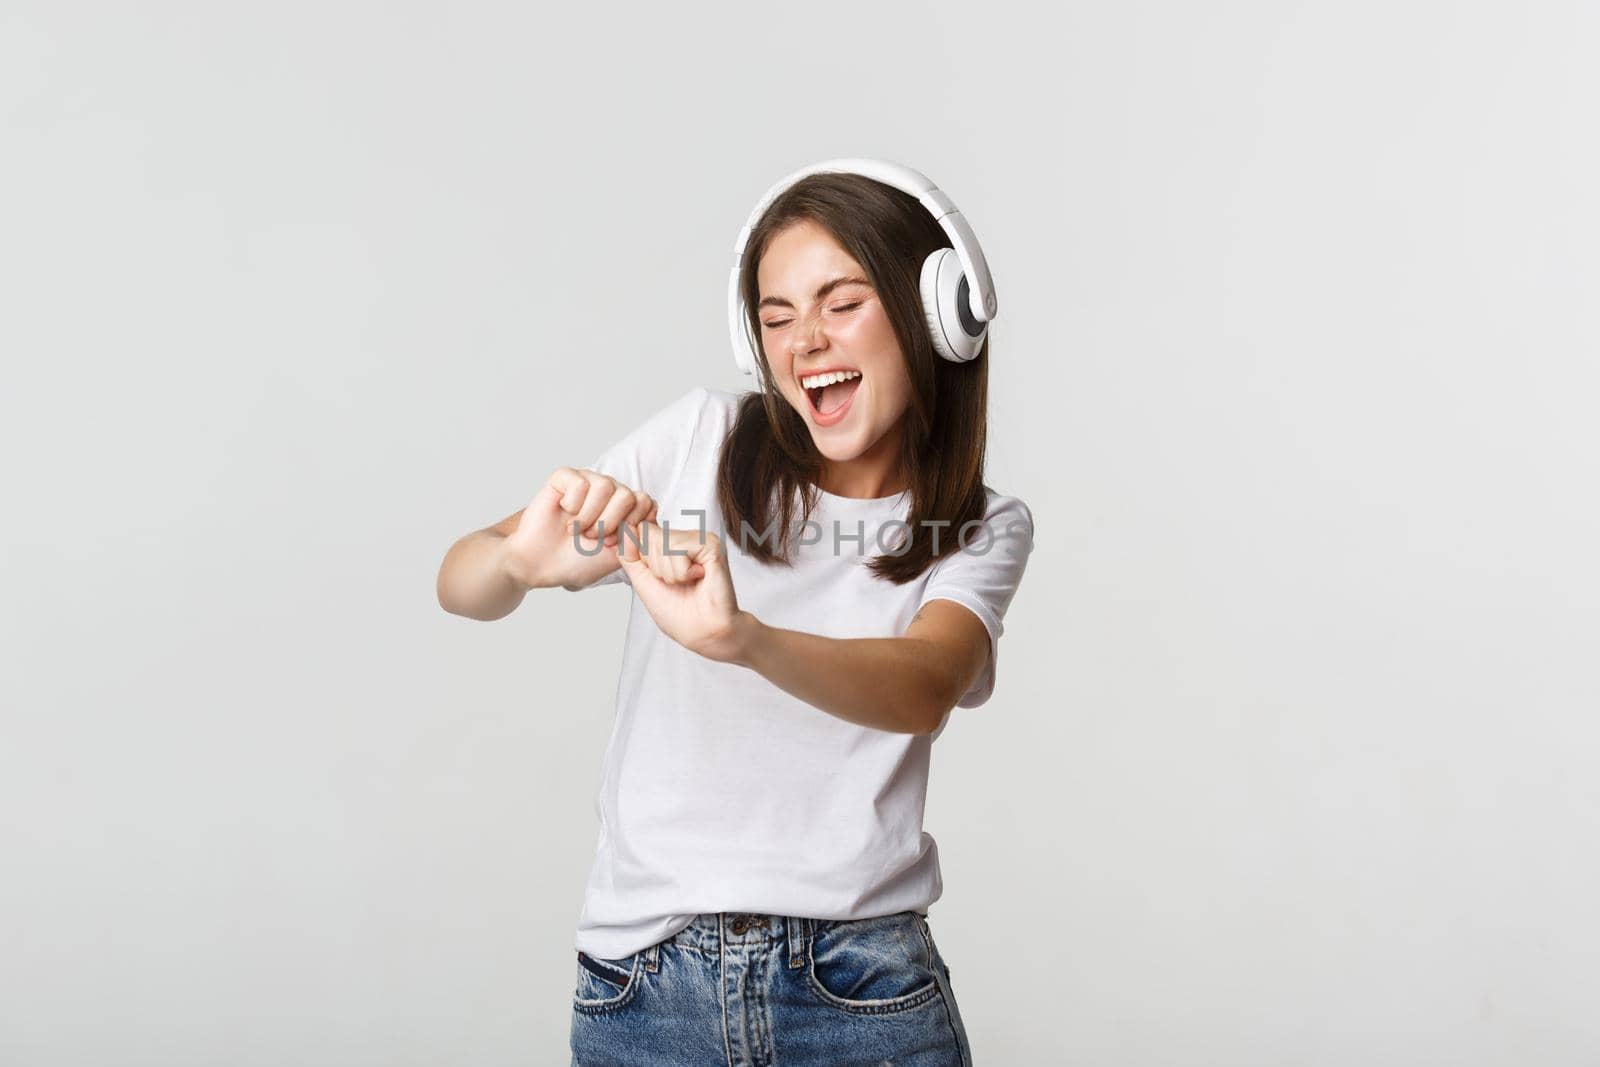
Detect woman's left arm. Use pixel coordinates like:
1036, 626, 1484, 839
726, 601, 988, 734
615, 521, 989, 734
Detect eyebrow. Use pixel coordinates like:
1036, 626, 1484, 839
757, 275, 871, 311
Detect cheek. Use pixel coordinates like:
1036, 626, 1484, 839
768, 356, 798, 395
873, 375, 911, 414
863, 350, 911, 401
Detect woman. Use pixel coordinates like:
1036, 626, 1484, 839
437, 160, 1034, 1065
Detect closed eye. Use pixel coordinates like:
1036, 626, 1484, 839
763, 302, 861, 330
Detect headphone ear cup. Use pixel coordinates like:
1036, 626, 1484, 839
919, 248, 987, 363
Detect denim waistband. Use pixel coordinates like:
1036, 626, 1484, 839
666, 912, 814, 968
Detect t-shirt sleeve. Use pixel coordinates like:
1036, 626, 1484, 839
915, 493, 1036, 708
565, 386, 710, 591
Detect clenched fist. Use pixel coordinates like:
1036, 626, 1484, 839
501, 467, 658, 591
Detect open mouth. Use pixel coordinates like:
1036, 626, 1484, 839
803, 371, 863, 420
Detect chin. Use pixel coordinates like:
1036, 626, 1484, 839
812, 422, 880, 460
813, 440, 864, 462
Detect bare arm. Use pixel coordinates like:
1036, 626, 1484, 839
435, 510, 540, 622
436, 469, 657, 621
724, 600, 990, 734
612, 523, 991, 733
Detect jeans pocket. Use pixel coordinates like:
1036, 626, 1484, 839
573, 949, 641, 1014
806, 911, 943, 1015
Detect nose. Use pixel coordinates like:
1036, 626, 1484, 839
789, 316, 827, 358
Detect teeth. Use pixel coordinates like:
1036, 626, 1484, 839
800, 369, 862, 390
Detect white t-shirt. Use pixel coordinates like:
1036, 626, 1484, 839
567, 386, 1035, 959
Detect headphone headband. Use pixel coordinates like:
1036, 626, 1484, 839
727, 158, 998, 376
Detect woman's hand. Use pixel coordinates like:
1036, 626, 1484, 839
617, 520, 751, 663
500, 467, 658, 591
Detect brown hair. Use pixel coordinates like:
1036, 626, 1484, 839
714, 171, 991, 584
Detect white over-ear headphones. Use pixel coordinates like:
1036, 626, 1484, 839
727, 157, 998, 376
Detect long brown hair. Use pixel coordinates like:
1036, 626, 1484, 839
715, 171, 991, 585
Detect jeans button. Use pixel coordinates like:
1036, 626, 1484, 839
730, 916, 748, 934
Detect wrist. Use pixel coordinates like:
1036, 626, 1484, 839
494, 534, 539, 591
725, 610, 766, 669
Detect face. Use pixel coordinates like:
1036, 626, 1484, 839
755, 219, 913, 483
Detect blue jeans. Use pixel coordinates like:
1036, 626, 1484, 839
570, 909, 974, 1065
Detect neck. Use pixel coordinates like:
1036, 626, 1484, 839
816, 419, 907, 499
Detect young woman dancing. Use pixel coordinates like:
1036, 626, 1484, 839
437, 158, 1034, 1066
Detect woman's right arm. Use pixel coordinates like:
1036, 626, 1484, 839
436, 467, 656, 621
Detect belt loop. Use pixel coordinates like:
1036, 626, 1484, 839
644, 940, 660, 973
786, 916, 809, 969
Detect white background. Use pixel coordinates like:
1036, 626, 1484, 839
2, 2, 1596, 1064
